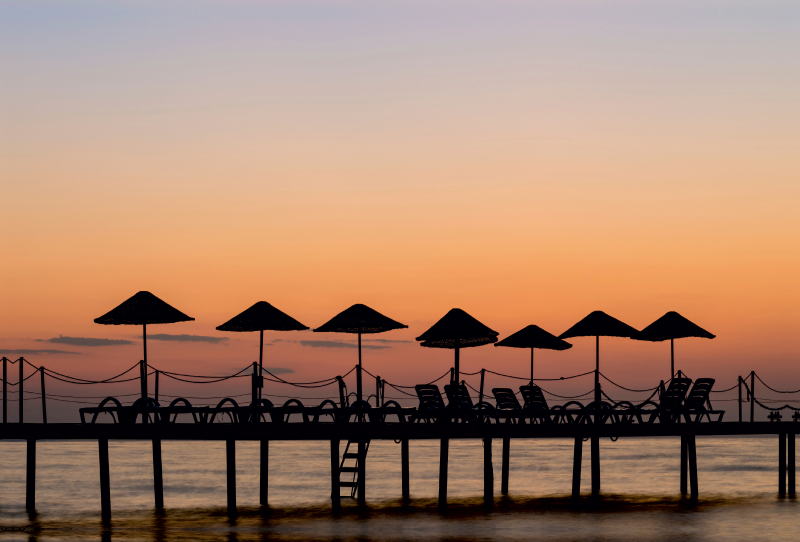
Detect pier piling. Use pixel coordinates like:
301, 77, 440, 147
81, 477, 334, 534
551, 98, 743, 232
401, 439, 410, 500
226, 439, 236, 515
572, 437, 582, 502
357, 440, 366, 506
501, 437, 510, 495
779, 433, 786, 497
330, 439, 340, 510
438, 438, 449, 509
99, 439, 111, 522
590, 436, 600, 499
483, 437, 493, 507
680, 435, 688, 495
152, 439, 164, 509
26, 439, 35, 513
789, 433, 796, 497
688, 435, 698, 500
260, 440, 268, 505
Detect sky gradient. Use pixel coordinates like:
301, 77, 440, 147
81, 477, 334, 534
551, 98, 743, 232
1, 1, 798, 418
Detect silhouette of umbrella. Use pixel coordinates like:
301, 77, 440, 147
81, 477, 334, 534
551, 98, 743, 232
416, 308, 498, 382
635, 311, 715, 378
495, 325, 572, 383
94, 291, 194, 367
217, 301, 309, 398
314, 304, 407, 403
559, 311, 638, 402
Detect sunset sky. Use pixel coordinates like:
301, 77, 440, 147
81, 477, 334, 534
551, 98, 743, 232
1, 1, 798, 419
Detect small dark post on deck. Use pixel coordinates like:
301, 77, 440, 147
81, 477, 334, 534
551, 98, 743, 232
591, 436, 600, 499
40, 367, 47, 423
357, 440, 366, 506
26, 439, 35, 512
226, 439, 236, 515
330, 439, 340, 510
99, 439, 111, 522
401, 439, 410, 500
19, 356, 24, 423
750, 372, 755, 422
778, 433, 786, 497
501, 437, 510, 495
483, 437, 493, 507
260, 440, 269, 505
788, 432, 796, 497
680, 435, 688, 495
688, 435, 698, 500
154, 370, 160, 405
572, 437, 582, 502
3, 357, 7, 423
153, 439, 164, 509
439, 438, 449, 509
738, 376, 742, 422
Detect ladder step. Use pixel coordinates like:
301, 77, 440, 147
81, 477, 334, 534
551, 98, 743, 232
340, 466, 358, 473
339, 481, 358, 487
343, 453, 360, 459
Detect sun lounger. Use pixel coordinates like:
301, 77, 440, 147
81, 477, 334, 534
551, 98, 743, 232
657, 377, 693, 423
681, 378, 724, 423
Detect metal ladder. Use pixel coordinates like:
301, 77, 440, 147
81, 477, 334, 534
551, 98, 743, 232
338, 440, 370, 498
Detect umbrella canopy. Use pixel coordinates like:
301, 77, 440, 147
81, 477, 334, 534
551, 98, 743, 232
416, 308, 498, 382
94, 291, 194, 397
313, 304, 407, 403
495, 325, 572, 382
559, 311, 638, 402
635, 311, 715, 378
217, 301, 308, 400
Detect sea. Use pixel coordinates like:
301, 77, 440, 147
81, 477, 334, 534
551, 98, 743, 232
0, 436, 795, 541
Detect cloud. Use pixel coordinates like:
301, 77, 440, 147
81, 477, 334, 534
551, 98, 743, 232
0, 349, 80, 356
147, 334, 228, 344
38, 335, 134, 347
362, 338, 411, 344
264, 367, 294, 375
298, 340, 388, 350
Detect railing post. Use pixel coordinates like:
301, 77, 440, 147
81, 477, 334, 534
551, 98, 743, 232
154, 370, 160, 405
376, 375, 381, 408
19, 357, 24, 423
337, 376, 345, 408
251, 362, 258, 406
356, 364, 363, 404
750, 372, 755, 422
738, 376, 742, 423
140, 360, 147, 401
479, 369, 485, 406
40, 367, 47, 424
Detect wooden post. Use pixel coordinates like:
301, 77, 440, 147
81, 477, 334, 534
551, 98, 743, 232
479, 369, 485, 406
99, 439, 111, 522
251, 362, 258, 406
688, 435, 698, 500
357, 334, 362, 404
153, 439, 164, 509
330, 439, 340, 510
376, 375, 381, 407
26, 439, 35, 512
226, 440, 236, 516
572, 438, 582, 503
738, 376, 742, 423
483, 437, 493, 508
40, 367, 47, 424
438, 438, 449, 509
501, 437, 510, 495
779, 433, 786, 497
2, 357, 6, 423
19, 356, 23, 423
591, 436, 600, 499
357, 440, 366, 506
750, 372, 755, 422
260, 440, 268, 505
454, 347, 460, 383
401, 439, 410, 500
154, 370, 160, 405
140, 360, 147, 400
680, 435, 688, 495
789, 432, 796, 497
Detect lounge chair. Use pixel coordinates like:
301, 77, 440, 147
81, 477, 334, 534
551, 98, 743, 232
443, 383, 495, 422
681, 378, 724, 423
657, 377, 693, 423
519, 385, 585, 424
413, 384, 446, 422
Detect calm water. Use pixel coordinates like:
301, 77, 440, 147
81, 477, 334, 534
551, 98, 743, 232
0, 436, 795, 541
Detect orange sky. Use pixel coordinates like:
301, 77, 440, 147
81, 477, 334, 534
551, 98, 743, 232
1, 1, 798, 419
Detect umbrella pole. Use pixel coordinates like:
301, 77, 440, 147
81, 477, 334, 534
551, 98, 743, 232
671, 339, 674, 379
259, 330, 264, 401
454, 347, 460, 383
357, 333, 362, 404
595, 335, 600, 403
530, 348, 534, 385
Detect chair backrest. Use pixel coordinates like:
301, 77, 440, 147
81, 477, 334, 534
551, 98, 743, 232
684, 378, 715, 410
661, 377, 692, 409
519, 385, 549, 410
415, 384, 446, 410
492, 388, 521, 410
444, 383, 474, 409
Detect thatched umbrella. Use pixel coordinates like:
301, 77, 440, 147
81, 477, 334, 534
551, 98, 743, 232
635, 311, 715, 378
495, 325, 572, 383
217, 301, 309, 398
559, 311, 638, 402
94, 291, 194, 368
415, 308, 498, 383
313, 304, 407, 403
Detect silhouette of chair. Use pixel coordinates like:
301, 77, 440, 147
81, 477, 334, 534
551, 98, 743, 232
443, 383, 494, 422
657, 377, 693, 423
519, 385, 586, 424
681, 378, 724, 423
